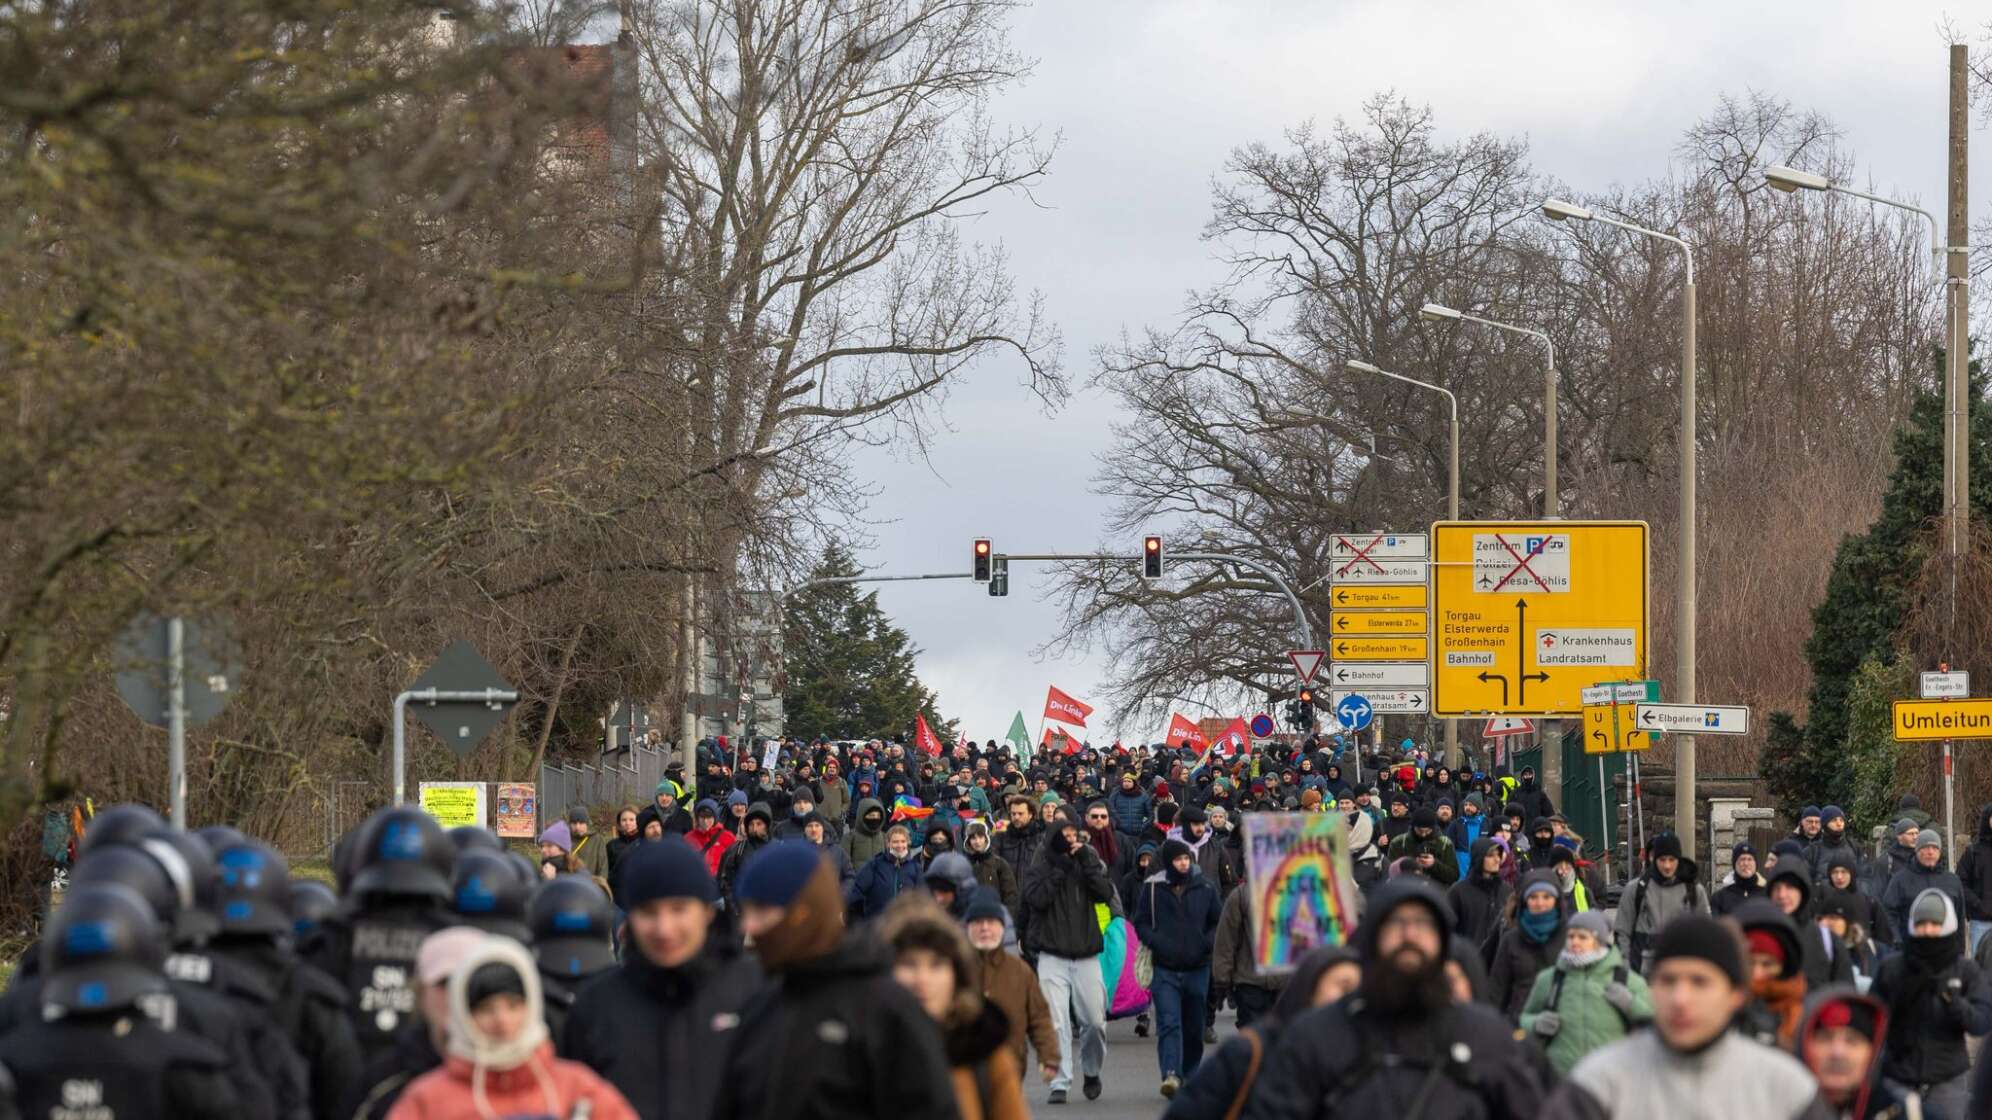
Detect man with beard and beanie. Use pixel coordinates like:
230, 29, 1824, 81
1714, 841, 1770, 916
1241, 878, 1544, 1120
1734, 901, 1811, 1049
1133, 838, 1221, 1098
1490, 870, 1567, 1021
1520, 910, 1650, 1076
1385, 807, 1459, 886
1869, 889, 1992, 1117
1540, 914, 1829, 1120
961, 819, 1020, 917
1447, 837, 1513, 961
1798, 986, 1917, 1120
715, 841, 956, 1120
562, 839, 762, 1120
1882, 829, 1966, 945
1022, 812, 1117, 1104
1614, 832, 1708, 976
1953, 803, 1992, 954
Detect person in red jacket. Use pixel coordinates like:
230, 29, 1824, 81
685, 799, 736, 876
387, 934, 636, 1120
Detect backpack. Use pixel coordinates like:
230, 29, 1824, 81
1222, 1028, 1264, 1120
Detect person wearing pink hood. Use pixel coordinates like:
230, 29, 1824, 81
387, 933, 636, 1120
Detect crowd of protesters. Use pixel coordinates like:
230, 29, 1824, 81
8, 728, 1992, 1119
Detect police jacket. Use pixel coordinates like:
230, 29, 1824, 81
0, 1014, 240, 1119
302, 898, 453, 1062
209, 937, 362, 1120
561, 942, 764, 1120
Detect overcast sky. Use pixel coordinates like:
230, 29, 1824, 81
844, 0, 1991, 744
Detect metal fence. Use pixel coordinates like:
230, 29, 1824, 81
538, 745, 669, 831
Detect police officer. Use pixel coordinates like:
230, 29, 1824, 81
1, 843, 279, 1115
0, 882, 239, 1119
304, 806, 456, 1061
207, 840, 362, 1120
447, 848, 535, 943
529, 875, 618, 1041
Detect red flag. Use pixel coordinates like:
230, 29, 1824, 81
1211, 717, 1249, 757
1165, 713, 1206, 749
1041, 726, 1082, 753
1044, 685, 1093, 727
914, 713, 944, 757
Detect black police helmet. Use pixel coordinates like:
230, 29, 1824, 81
504, 851, 540, 888
448, 826, 504, 855
42, 882, 169, 1014
213, 841, 292, 937
289, 880, 339, 941
528, 875, 616, 977
449, 849, 533, 941
195, 825, 249, 852
350, 807, 453, 901
69, 844, 189, 935
139, 829, 220, 944
77, 804, 166, 859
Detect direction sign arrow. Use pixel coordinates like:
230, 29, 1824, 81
1331, 662, 1428, 688
1330, 559, 1428, 585
1331, 611, 1428, 635
1333, 694, 1374, 732
1634, 703, 1750, 736
1332, 636, 1428, 661
1330, 533, 1429, 560
1331, 688, 1427, 714
1332, 584, 1428, 610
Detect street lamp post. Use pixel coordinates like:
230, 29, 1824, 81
1345, 358, 1460, 767
1541, 198, 1700, 858
1419, 304, 1558, 517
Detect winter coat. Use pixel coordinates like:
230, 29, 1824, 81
1870, 943, 1992, 1088
1538, 1030, 1828, 1120
976, 946, 1060, 1074
1447, 863, 1512, 961
386, 1041, 637, 1120
1213, 887, 1288, 993
1106, 787, 1153, 835
1446, 812, 1490, 880
1519, 946, 1653, 1076
686, 822, 738, 876
1386, 829, 1460, 885
1955, 806, 1992, 922
635, 800, 693, 838
817, 780, 850, 827
1132, 867, 1221, 971
1881, 861, 1967, 943
1711, 872, 1767, 916
561, 943, 764, 1120
849, 850, 924, 920
1490, 901, 1566, 1022
0, 1014, 242, 1120
1805, 832, 1871, 891
992, 819, 1044, 886
1020, 833, 1116, 960
964, 845, 1020, 917
945, 1004, 1029, 1120
714, 933, 958, 1120
1613, 864, 1710, 975
843, 799, 889, 867
718, 833, 773, 909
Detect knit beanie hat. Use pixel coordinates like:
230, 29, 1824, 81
1650, 832, 1683, 861
1821, 805, 1846, 824
618, 837, 717, 907
1178, 805, 1207, 826
1800, 805, 1821, 821
1731, 841, 1757, 863
537, 820, 572, 855
1567, 910, 1612, 943
694, 799, 720, 819
1917, 828, 1943, 851
963, 888, 1008, 925
1649, 914, 1744, 986
1895, 818, 1921, 839
735, 841, 825, 908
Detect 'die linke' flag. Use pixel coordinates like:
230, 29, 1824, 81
1044, 685, 1093, 727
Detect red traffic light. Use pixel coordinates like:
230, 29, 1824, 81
1144, 537, 1160, 553
1298, 689, 1313, 704
1142, 535, 1163, 580
972, 538, 992, 581
975, 540, 990, 556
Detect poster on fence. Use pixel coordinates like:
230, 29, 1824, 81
1242, 812, 1360, 973
419, 781, 487, 829
494, 782, 537, 838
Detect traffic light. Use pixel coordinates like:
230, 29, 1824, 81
1142, 535, 1163, 580
1292, 689, 1314, 730
988, 558, 1009, 597
972, 538, 992, 582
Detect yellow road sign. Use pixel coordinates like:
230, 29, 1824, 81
1333, 636, 1428, 662
1330, 584, 1428, 610
1431, 520, 1649, 717
1331, 611, 1428, 636
1892, 698, 1992, 741
1581, 703, 1652, 754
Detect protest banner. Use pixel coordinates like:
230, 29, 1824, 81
493, 782, 536, 838
418, 781, 486, 829
1242, 811, 1360, 972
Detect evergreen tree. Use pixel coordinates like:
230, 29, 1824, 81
1769, 352, 1988, 819
782, 543, 959, 743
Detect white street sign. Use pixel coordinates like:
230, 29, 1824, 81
1330, 532, 1429, 561
1471, 532, 1571, 594
1921, 671, 1970, 700
1332, 688, 1428, 714
1287, 650, 1326, 685
1581, 683, 1653, 705
1329, 661, 1429, 689
1534, 628, 1638, 667
1330, 559, 1427, 584
1634, 703, 1750, 736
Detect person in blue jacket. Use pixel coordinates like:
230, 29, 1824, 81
1448, 792, 1491, 880
849, 823, 924, 920
1106, 772, 1154, 836
1133, 837, 1222, 1099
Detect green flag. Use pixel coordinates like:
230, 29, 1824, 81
1006, 710, 1032, 763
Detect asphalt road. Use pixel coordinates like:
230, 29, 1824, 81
1022, 1008, 1239, 1120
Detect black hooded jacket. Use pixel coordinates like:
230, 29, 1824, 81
562, 940, 765, 1120
1955, 805, 1992, 922
1021, 828, 1116, 960
1870, 927, 1992, 1087
1239, 878, 1545, 1120
1445, 838, 1511, 959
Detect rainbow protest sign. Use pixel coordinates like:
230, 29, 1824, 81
1242, 812, 1360, 972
